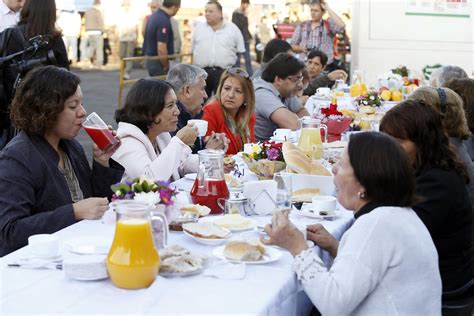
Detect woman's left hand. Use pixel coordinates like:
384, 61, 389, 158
260, 210, 308, 257
93, 126, 121, 167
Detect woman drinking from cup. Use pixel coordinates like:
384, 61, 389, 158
113, 78, 199, 181
202, 68, 256, 155
0, 66, 124, 256
262, 132, 441, 315
380, 100, 473, 309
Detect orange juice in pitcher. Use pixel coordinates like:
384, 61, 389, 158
107, 201, 165, 289
297, 118, 328, 159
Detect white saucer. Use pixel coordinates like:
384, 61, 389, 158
184, 173, 197, 181
298, 203, 337, 220
64, 237, 112, 255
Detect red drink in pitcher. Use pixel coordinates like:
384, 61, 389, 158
190, 179, 229, 215
83, 126, 119, 151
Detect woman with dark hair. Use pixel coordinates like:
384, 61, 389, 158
113, 78, 199, 182
0, 66, 124, 256
444, 78, 474, 161
261, 131, 441, 315
380, 100, 473, 308
202, 68, 256, 155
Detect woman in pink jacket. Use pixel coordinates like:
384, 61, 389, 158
113, 79, 199, 181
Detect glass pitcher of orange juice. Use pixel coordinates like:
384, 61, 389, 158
297, 117, 328, 159
350, 70, 368, 98
106, 200, 166, 289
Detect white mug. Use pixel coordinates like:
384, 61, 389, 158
316, 87, 331, 98
28, 234, 60, 258
188, 119, 208, 137
273, 128, 291, 140
312, 196, 337, 213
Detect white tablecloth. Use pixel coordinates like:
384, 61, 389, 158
1, 171, 354, 315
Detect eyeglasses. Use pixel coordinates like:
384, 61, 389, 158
227, 68, 250, 79
286, 75, 304, 83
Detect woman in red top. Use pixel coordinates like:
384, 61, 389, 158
202, 68, 256, 155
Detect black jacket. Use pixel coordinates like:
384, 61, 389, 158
0, 132, 124, 256
413, 167, 474, 292
232, 9, 251, 43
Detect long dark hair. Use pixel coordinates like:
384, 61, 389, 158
348, 132, 416, 206
19, 0, 61, 39
380, 100, 469, 184
115, 79, 174, 134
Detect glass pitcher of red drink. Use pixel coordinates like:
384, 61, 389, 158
190, 149, 229, 215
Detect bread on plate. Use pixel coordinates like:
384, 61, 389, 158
223, 240, 265, 261
213, 214, 252, 230
292, 188, 321, 203
182, 222, 231, 239
180, 203, 211, 217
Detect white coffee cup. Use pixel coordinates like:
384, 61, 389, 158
273, 128, 291, 140
312, 196, 337, 214
316, 87, 331, 98
188, 119, 208, 137
28, 234, 60, 258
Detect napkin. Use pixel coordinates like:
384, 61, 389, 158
243, 180, 277, 216
203, 260, 246, 280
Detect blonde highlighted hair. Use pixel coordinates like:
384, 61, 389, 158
214, 68, 255, 145
408, 86, 470, 140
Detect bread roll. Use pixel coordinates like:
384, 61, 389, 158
282, 142, 297, 155
284, 149, 312, 174
360, 105, 376, 115
292, 188, 321, 202
223, 240, 265, 261
310, 160, 332, 176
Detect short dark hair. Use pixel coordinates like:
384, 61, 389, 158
307, 50, 328, 67
115, 79, 174, 134
162, 0, 181, 8
206, 1, 222, 12
262, 39, 292, 63
261, 53, 306, 83
241, 0, 250, 4
11, 66, 80, 135
348, 132, 416, 206
380, 99, 469, 184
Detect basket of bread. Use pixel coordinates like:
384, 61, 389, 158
281, 142, 335, 204
242, 141, 286, 180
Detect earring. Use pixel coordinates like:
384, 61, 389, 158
243, 102, 247, 107
357, 191, 366, 199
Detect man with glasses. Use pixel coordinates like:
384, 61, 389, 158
253, 53, 310, 141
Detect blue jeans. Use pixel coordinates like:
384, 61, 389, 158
234, 42, 253, 76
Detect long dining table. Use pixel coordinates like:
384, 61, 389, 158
0, 174, 355, 315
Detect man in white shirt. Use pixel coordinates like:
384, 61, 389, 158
0, 0, 24, 33
192, 1, 245, 98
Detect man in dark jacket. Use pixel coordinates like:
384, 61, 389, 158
232, 0, 253, 76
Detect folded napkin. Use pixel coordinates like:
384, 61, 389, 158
203, 260, 246, 280
243, 180, 277, 216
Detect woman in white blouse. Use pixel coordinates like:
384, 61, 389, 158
113, 79, 199, 181
263, 132, 442, 315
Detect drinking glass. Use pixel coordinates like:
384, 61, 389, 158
82, 112, 119, 151
274, 173, 292, 211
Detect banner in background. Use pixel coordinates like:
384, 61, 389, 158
406, 0, 471, 18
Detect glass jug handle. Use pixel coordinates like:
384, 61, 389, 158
151, 211, 168, 249
321, 124, 328, 143
197, 163, 206, 188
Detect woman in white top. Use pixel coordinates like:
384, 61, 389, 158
263, 132, 442, 315
113, 79, 199, 182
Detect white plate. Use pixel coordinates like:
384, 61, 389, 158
184, 173, 197, 181
159, 266, 205, 278
199, 216, 256, 232
183, 229, 231, 246
269, 136, 297, 142
64, 237, 112, 255
298, 203, 337, 220
68, 275, 109, 281
213, 245, 282, 264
